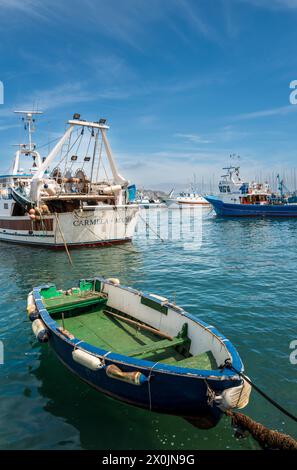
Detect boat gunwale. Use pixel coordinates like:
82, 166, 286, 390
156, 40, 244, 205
32, 277, 244, 380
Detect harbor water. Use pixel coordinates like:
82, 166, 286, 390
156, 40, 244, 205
0, 209, 296, 450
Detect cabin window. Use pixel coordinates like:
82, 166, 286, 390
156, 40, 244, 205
3, 203, 8, 209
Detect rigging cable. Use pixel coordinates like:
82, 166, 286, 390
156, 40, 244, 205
81, 127, 93, 171
95, 135, 103, 183
138, 211, 164, 242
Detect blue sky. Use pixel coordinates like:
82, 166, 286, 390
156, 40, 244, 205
1, 0, 297, 190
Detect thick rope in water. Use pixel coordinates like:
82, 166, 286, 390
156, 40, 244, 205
226, 410, 297, 450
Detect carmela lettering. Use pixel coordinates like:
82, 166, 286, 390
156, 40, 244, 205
73, 216, 133, 227
73, 218, 104, 227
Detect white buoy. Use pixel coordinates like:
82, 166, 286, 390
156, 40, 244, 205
72, 349, 104, 371
216, 379, 252, 410
27, 292, 38, 320
32, 319, 49, 343
107, 278, 120, 285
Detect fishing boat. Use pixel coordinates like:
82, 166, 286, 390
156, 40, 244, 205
0, 111, 138, 248
205, 165, 297, 217
27, 277, 251, 427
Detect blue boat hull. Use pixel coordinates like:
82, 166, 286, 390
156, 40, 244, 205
49, 331, 235, 426
205, 196, 297, 217
32, 281, 245, 428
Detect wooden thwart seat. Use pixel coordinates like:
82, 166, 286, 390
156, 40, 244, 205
126, 322, 191, 360
46, 293, 106, 314
126, 336, 188, 359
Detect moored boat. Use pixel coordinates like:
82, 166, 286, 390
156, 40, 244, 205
134, 190, 166, 209
162, 190, 209, 207
27, 277, 251, 427
205, 165, 297, 217
0, 112, 139, 248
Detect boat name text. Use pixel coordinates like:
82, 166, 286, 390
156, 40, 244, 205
73, 217, 130, 227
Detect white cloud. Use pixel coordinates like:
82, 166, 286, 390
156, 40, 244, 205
175, 133, 212, 144
0, 0, 51, 20
238, 0, 297, 10
0, 0, 224, 48
232, 105, 297, 121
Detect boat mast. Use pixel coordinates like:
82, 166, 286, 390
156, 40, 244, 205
12, 110, 43, 175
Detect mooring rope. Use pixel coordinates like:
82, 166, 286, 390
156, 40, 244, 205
221, 359, 297, 423
148, 361, 160, 411
226, 410, 297, 450
54, 212, 74, 266
138, 211, 164, 242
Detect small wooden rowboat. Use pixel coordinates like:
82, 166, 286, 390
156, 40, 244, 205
27, 277, 251, 428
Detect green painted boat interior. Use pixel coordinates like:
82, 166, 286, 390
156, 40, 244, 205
41, 285, 217, 370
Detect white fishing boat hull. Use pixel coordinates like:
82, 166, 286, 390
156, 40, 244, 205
0, 205, 139, 248
165, 196, 210, 207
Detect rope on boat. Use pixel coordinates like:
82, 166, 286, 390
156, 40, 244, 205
54, 213, 73, 266
220, 359, 297, 450
138, 212, 164, 242
221, 359, 297, 423
147, 361, 160, 411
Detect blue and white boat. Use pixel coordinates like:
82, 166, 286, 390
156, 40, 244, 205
205, 166, 297, 217
27, 277, 250, 428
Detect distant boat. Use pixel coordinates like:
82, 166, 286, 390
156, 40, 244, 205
135, 191, 165, 209
162, 189, 210, 207
0, 111, 139, 248
205, 166, 297, 217
28, 276, 250, 427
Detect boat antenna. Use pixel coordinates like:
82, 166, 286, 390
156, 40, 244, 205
14, 110, 43, 153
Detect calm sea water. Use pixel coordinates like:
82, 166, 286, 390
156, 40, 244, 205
0, 209, 296, 450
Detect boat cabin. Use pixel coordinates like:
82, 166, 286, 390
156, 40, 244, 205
239, 194, 269, 205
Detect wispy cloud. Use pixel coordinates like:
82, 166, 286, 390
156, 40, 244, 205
10, 81, 133, 113
238, 0, 297, 10
0, 0, 224, 48
0, 0, 52, 21
175, 133, 212, 144
232, 105, 297, 121
87, 54, 136, 83
172, 0, 221, 43
0, 123, 20, 132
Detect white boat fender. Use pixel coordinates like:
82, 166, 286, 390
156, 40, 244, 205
72, 349, 104, 371
27, 292, 39, 321
32, 319, 49, 343
106, 364, 148, 386
107, 278, 120, 285
215, 378, 252, 410
102, 185, 122, 195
